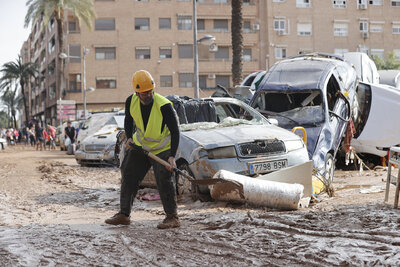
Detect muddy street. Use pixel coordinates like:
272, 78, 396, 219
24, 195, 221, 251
1, 146, 400, 266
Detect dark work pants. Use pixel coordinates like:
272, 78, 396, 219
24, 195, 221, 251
119, 148, 177, 216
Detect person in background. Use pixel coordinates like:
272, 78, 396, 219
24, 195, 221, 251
28, 126, 36, 146
64, 121, 76, 145
23, 127, 29, 145
42, 128, 49, 150
48, 125, 56, 150
35, 122, 44, 151
13, 129, 19, 144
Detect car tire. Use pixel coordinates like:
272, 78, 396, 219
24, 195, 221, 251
325, 153, 335, 183
176, 163, 200, 201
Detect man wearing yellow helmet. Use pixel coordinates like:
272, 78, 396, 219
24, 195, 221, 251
105, 70, 180, 229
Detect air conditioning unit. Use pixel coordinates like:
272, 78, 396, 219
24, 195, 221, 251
359, 3, 367, 9
209, 43, 218, 52
362, 31, 369, 38
208, 74, 216, 79
76, 74, 81, 82
252, 24, 260, 31
278, 30, 285, 35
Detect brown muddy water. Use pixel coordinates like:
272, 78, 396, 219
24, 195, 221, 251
1, 146, 400, 266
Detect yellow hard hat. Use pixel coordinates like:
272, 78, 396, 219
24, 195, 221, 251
132, 70, 155, 93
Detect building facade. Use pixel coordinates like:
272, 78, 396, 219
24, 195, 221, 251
20, 0, 400, 125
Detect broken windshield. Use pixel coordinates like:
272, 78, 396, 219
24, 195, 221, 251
252, 91, 325, 128
180, 101, 269, 132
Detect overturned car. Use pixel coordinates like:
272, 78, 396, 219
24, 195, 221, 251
249, 53, 359, 181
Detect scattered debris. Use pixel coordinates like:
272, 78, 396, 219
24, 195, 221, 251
360, 186, 384, 194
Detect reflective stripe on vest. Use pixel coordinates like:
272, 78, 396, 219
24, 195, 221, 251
130, 93, 172, 154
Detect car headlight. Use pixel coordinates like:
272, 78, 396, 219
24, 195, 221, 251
104, 144, 116, 153
207, 146, 237, 159
285, 140, 304, 152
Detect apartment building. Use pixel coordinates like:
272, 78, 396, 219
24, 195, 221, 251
261, 0, 400, 68
21, 0, 260, 125
21, 0, 400, 125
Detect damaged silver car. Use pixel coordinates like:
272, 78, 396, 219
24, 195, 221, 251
249, 53, 358, 181
170, 97, 309, 194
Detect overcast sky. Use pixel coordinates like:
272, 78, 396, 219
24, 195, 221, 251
0, 0, 30, 68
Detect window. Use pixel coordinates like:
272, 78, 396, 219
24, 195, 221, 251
135, 0, 149, 1
215, 46, 229, 59
392, 0, 400, 6
69, 44, 81, 63
95, 19, 115, 30
370, 24, 383, 32
179, 73, 193, 88
48, 36, 55, 54
135, 47, 150, 59
360, 21, 368, 32
96, 78, 116, 89
178, 44, 193, 58
394, 49, 400, 61
68, 74, 82, 92
273, 0, 285, 2
243, 21, 251, 33
333, 0, 346, 8
214, 0, 228, 3
273, 19, 286, 34
296, 0, 310, 8
243, 48, 252, 61
243, 0, 251, 5
178, 16, 192, 30
334, 23, 348, 36
95, 47, 116, 60
160, 75, 173, 87
135, 18, 149, 30
393, 24, 400, 34
199, 75, 207, 89
371, 49, 384, 59
159, 47, 172, 58
275, 47, 286, 59
216, 75, 230, 88
214, 19, 228, 32
48, 60, 55, 76
68, 21, 79, 33
369, 0, 382, 5
334, 48, 349, 55
358, 0, 367, 8
297, 23, 312, 36
197, 19, 205, 31
49, 83, 56, 100
159, 18, 171, 29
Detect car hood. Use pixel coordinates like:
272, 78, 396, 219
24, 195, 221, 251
181, 124, 300, 150
0, 138, 6, 142
81, 125, 119, 146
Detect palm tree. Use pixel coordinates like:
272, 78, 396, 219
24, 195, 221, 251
1, 56, 37, 125
24, 0, 96, 106
1, 86, 23, 128
231, 0, 243, 86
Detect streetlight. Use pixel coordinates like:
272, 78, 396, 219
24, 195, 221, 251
59, 47, 93, 120
193, 0, 216, 99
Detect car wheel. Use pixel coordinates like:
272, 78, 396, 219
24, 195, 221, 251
176, 163, 200, 201
325, 153, 335, 183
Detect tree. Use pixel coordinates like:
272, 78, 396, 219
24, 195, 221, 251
24, 0, 96, 105
372, 51, 400, 70
231, 0, 243, 86
1, 87, 23, 128
1, 56, 37, 125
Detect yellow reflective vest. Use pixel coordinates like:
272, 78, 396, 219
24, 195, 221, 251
130, 93, 172, 155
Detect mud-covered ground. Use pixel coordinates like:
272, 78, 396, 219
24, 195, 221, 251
1, 146, 399, 266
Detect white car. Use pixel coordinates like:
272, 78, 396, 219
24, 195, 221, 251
77, 112, 122, 144
75, 114, 124, 166
343, 52, 380, 85
378, 70, 400, 89
0, 137, 7, 150
351, 82, 400, 157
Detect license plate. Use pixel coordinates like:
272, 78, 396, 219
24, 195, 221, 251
248, 159, 287, 174
85, 153, 100, 160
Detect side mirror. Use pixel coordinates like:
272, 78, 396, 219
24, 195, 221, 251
268, 118, 279, 126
